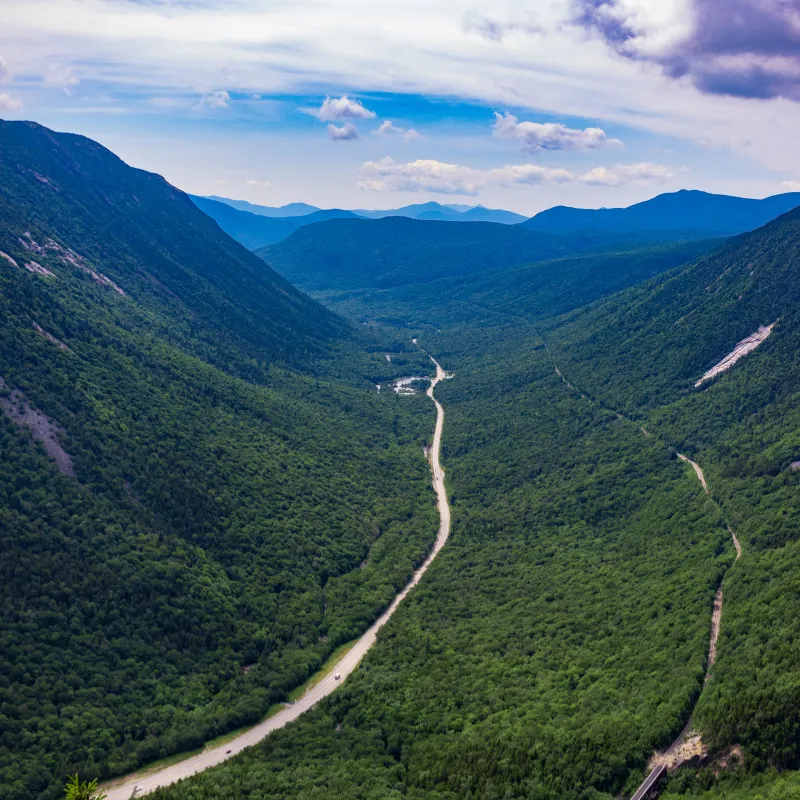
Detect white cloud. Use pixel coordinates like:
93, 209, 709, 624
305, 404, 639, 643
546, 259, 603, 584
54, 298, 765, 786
0, 55, 10, 83
359, 158, 483, 195
359, 156, 674, 194
43, 64, 80, 92
782, 180, 800, 191
0, 93, 23, 111
5, 0, 800, 182
493, 112, 622, 152
197, 90, 229, 109
578, 161, 676, 186
328, 122, 359, 140
377, 120, 420, 141
246, 179, 271, 186
316, 95, 375, 121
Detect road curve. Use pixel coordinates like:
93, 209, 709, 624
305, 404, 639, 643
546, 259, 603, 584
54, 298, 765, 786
103, 356, 451, 800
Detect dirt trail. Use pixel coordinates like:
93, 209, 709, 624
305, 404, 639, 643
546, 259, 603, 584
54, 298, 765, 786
102, 353, 451, 800
677, 453, 709, 493
546, 355, 744, 799
728, 525, 742, 559
706, 589, 724, 678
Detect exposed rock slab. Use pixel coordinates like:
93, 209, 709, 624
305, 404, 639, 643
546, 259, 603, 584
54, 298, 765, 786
0, 377, 75, 477
696, 322, 776, 387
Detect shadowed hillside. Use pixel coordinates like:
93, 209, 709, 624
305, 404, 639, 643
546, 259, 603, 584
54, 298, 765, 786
0, 121, 437, 800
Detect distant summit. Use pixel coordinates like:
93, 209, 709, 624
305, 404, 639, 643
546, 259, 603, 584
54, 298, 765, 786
522, 189, 800, 237
205, 197, 321, 217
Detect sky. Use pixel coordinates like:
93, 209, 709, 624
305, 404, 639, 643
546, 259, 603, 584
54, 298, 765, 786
2, 0, 800, 215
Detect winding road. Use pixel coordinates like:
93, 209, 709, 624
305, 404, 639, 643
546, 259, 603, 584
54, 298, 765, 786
103, 355, 450, 800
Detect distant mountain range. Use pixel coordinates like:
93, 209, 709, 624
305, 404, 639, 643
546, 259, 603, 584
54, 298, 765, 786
195, 190, 800, 252
205, 197, 321, 217
353, 201, 527, 224
190, 196, 361, 249
523, 189, 800, 237
191, 196, 527, 249
205, 196, 527, 224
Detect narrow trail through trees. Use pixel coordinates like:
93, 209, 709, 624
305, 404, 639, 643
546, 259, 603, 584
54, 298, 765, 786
546, 348, 743, 800
103, 354, 451, 800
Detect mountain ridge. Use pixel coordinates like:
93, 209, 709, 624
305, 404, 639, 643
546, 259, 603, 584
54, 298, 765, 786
523, 188, 800, 236
0, 119, 438, 800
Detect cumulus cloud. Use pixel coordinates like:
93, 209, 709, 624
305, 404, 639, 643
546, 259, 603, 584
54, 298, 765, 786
574, 0, 800, 101
246, 179, 271, 186
493, 112, 622, 152
377, 120, 420, 141
358, 158, 482, 194
316, 95, 376, 121
578, 161, 676, 186
0, 55, 10, 83
0, 93, 23, 111
197, 89, 230, 109
328, 122, 360, 141
358, 156, 672, 195
782, 180, 800, 191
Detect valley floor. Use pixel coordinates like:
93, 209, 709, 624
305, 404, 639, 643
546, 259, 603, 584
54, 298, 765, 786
104, 356, 451, 799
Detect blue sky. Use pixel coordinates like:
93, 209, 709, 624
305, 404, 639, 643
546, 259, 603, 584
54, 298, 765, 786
3, 0, 800, 214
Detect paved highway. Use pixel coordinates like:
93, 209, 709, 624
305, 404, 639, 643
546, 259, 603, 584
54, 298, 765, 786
103, 355, 451, 800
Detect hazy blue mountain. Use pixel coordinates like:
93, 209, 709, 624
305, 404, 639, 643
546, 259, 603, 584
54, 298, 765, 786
355, 201, 462, 220
205, 196, 321, 217
191, 196, 362, 249
191, 196, 305, 249
206, 196, 527, 227
461, 205, 527, 224
354, 201, 526, 224
300, 208, 363, 223
522, 189, 800, 236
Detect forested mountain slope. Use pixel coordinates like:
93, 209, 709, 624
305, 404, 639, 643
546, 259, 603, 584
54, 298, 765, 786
261, 215, 712, 293
543, 206, 800, 411
0, 122, 438, 799
0, 121, 352, 378
523, 189, 800, 237
539, 207, 800, 795
159, 207, 800, 799
297, 238, 721, 332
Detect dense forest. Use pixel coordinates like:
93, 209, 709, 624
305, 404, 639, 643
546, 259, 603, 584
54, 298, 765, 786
0, 121, 438, 799
150, 205, 800, 798
259, 214, 714, 293
4, 119, 800, 800
154, 310, 732, 800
